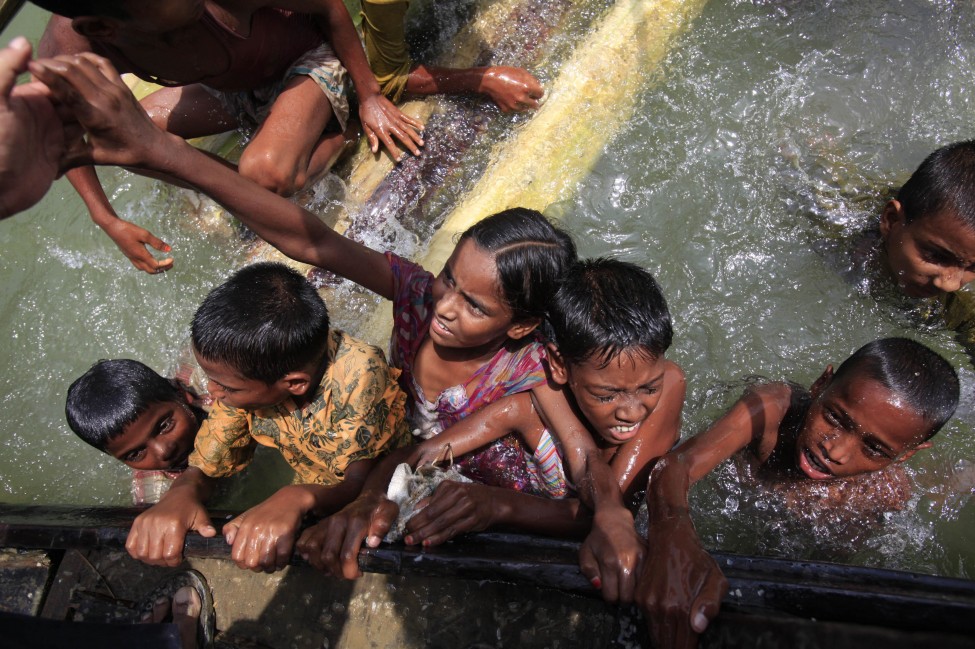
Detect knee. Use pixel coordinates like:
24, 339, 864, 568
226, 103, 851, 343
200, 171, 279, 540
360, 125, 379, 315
238, 149, 306, 197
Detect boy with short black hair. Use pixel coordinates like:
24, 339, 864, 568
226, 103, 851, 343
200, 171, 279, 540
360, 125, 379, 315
66, 358, 205, 471
880, 140, 975, 299
635, 337, 959, 649
126, 262, 410, 572
297, 258, 685, 603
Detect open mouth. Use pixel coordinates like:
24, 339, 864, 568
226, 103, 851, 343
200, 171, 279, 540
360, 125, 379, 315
431, 318, 452, 337
607, 422, 640, 443
798, 446, 832, 480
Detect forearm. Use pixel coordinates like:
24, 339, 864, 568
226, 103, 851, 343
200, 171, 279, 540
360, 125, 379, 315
488, 489, 590, 537
646, 453, 693, 523
159, 467, 216, 508
319, 0, 383, 100
65, 166, 117, 226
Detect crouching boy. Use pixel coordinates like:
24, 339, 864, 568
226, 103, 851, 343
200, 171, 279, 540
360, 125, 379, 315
636, 337, 959, 648
126, 262, 410, 572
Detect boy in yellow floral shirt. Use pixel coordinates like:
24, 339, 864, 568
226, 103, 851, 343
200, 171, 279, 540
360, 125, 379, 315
126, 262, 409, 572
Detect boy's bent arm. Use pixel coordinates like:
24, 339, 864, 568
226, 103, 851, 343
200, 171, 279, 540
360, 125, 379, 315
636, 383, 792, 649
31, 53, 397, 299
222, 458, 379, 572
267, 0, 424, 158
125, 467, 217, 567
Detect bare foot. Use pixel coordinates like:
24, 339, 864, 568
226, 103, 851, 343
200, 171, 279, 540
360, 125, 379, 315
172, 585, 202, 649
478, 66, 544, 113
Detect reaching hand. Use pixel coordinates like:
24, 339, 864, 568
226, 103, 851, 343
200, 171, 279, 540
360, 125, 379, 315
578, 505, 645, 604
0, 37, 66, 218
295, 492, 399, 579
479, 66, 544, 113
402, 481, 498, 546
29, 52, 171, 170
358, 94, 424, 161
103, 216, 174, 274
635, 516, 727, 649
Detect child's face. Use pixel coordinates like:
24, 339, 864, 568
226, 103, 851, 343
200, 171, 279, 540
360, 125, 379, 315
103, 399, 198, 471
429, 239, 537, 352
558, 349, 667, 446
194, 352, 293, 411
795, 372, 930, 480
880, 201, 975, 298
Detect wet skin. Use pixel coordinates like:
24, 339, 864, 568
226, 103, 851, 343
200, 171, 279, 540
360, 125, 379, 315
795, 374, 930, 480
194, 352, 293, 411
104, 399, 199, 470
880, 201, 975, 298
558, 349, 667, 446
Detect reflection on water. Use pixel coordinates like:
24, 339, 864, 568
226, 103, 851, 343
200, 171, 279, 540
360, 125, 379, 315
1, 1, 973, 578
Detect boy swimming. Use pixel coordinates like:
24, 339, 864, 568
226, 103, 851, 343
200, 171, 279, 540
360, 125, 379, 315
125, 262, 411, 572
633, 337, 959, 649
295, 257, 684, 604
33, 0, 424, 273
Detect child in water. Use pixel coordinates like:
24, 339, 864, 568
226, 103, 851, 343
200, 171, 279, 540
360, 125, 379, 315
33, 52, 647, 594
126, 262, 411, 572
295, 257, 685, 586
33, 0, 424, 273
634, 337, 959, 649
66, 358, 207, 503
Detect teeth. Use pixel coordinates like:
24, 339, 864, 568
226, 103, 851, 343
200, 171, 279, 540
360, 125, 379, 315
612, 424, 637, 433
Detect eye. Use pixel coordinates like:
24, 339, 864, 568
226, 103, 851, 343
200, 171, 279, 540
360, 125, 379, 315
466, 301, 485, 316
639, 386, 660, 396
823, 408, 841, 427
158, 416, 174, 434
124, 447, 147, 462
594, 393, 615, 403
920, 247, 957, 267
862, 440, 887, 459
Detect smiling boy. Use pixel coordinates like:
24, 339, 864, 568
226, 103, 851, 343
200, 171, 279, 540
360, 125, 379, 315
634, 337, 959, 649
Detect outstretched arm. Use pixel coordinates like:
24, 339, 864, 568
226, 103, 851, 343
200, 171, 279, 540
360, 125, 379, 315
636, 383, 792, 649
31, 53, 397, 299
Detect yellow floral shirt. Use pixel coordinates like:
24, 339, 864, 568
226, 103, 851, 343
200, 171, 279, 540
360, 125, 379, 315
189, 329, 410, 485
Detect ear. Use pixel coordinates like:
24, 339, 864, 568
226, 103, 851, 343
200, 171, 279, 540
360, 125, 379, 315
72, 16, 118, 40
810, 365, 834, 398
506, 317, 541, 341
546, 342, 569, 385
896, 440, 932, 463
279, 371, 312, 397
879, 199, 905, 240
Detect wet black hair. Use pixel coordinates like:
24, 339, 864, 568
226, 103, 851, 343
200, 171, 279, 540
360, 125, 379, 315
549, 258, 673, 366
458, 208, 577, 323
832, 337, 959, 441
191, 262, 331, 384
65, 359, 183, 451
28, 0, 128, 19
899, 140, 975, 229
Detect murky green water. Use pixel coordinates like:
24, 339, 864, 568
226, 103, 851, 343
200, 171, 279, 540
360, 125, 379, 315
1, 1, 972, 578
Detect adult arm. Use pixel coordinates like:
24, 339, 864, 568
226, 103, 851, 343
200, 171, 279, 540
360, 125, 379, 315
125, 467, 218, 566
31, 53, 397, 299
636, 383, 792, 649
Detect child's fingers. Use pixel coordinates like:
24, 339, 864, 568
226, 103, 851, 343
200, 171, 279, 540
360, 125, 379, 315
578, 543, 603, 590
0, 37, 31, 100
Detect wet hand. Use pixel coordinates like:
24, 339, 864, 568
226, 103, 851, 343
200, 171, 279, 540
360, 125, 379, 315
636, 516, 727, 649
125, 496, 216, 567
29, 52, 168, 169
103, 217, 174, 274
358, 94, 424, 161
479, 67, 544, 113
223, 493, 305, 573
296, 492, 399, 579
403, 481, 497, 546
578, 505, 644, 604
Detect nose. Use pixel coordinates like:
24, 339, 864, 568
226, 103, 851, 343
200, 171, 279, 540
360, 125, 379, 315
150, 435, 178, 462
615, 395, 647, 424
207, 379, 224, 399
934, 269, 964, 293
435, 288, 460, 320
821, 433, 853, 465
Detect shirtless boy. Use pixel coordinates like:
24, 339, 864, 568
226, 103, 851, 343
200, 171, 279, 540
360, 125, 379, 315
33, 0, 425, 273
635, 337, 959, 648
